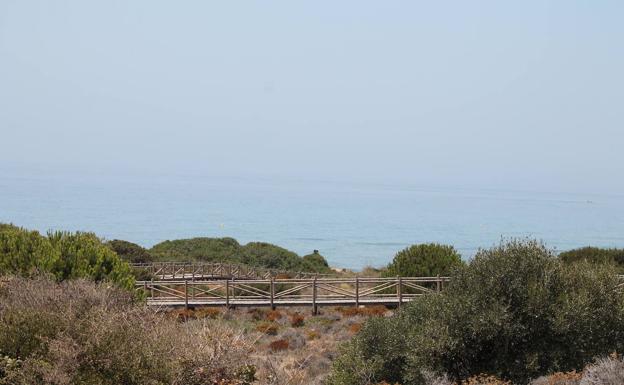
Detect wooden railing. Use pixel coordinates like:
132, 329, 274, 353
131, 261, 333, 280
137, 276, 450, 313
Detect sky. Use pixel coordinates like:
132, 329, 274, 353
1, 1, 623, 193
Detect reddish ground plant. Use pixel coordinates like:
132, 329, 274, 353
266, 309, 283, 321
269, 339, 290, 351
290, 313, 305, 327
256, 322, 279, 335
348, 323, 362, 333
194, 307, 221, 319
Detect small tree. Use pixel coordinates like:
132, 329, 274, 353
385, 243, 462, 277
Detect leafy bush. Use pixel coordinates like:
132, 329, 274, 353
559, 247, 624, 272
106, 239, 153, 263
384, 243, 463, 277
150, 237, 241, 262
329, 240, 624, 385
0, 224, 134, 289
149, 236, 332, 273
302, 250, 332, 273
0, 277, 255, 385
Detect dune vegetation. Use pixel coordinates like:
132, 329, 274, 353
2, 223, 624, 384
148, 237, 332, 273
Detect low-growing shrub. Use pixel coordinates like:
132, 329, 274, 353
269, 339, 290, 352
290, 313, 305, 327
579, 355, 624, 385
256, 322, 279, 335
337, 307, 360, 317
0, 277, 254, 385
348, 323, 362, 334
266, 309, 283, 321
359, 305, 389, 317
306, 330, 320, 340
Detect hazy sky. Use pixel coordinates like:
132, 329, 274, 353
1, 1, 623, 193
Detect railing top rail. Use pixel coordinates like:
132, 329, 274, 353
136, 276, 450, 285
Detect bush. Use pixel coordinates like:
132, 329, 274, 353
559, 247, 624, 272
384, 243, 463, 278
106, 239, 153, 263
302, 250, 332, 273
150, 237, 241, 262
149, 237, 332, 273
329, 239, 624, 385
0, 277, 254, 385
0, 224, 134, 289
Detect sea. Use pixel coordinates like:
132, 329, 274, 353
1, 170, 623, 270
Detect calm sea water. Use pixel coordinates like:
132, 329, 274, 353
1, 172, 623, 270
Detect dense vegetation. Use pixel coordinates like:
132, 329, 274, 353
559, 246, 624, 272
329, 239, 624, 385
149, 237, 332, 273
106, 239, 154, 263
0, 224, 134, 289
383, 243, 463, 277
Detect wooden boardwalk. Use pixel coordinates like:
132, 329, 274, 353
137, 276, 450, 313
132, 261, 332, 281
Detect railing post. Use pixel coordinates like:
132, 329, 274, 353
184, 280, 189, 309
150, 278, 154, 299
436, 275, 441, 292
270, 277, 275, 310
312, 276, 318, 315
143, 280, 147, 297
225, 279, 230, 309
397, 276, 402, 308
355, 277, 359, 308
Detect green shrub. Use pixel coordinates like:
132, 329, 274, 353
559, 247, 624, 272
106, 239, 153, 263
302, 250, 332, 273
149, 236, 332, 273
384, 243, 463, 277
0, 224, 134, 289
329, 239, 624, 385
150, 237, 241, 262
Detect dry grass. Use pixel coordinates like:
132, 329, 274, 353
0, 276, 254, 385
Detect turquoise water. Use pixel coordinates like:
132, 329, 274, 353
1, 171, 623, 270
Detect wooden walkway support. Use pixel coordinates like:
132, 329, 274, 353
137, 276, 450, 311
131, 261, 333, 281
